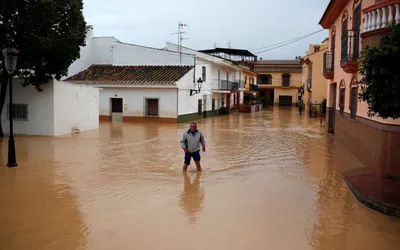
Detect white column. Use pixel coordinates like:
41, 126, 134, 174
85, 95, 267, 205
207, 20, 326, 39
395, 4, 400, 24
388, 5, 394, 24
376, 8, 381, 28
381, 7, 387, 28
371, 10, 377, 30
365, 12, 371, 31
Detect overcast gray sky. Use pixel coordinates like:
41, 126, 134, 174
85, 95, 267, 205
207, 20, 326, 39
83, 0, 330, 59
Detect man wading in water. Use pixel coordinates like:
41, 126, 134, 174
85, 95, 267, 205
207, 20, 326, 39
180, 122, 206, 171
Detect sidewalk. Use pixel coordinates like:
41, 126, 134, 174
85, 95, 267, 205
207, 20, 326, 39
342, 170, 400, 218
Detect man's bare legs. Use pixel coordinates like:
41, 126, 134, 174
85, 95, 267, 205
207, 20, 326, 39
194, 161, 202, 171
182, 162, 201, 171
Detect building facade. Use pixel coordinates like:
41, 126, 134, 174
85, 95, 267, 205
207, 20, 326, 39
301, 39, 329, 107
1, 79, 99, 136
165, 43, 247, 112
66, 26, 233, 123
320, 0, 400, 178
254, 60, 303, 106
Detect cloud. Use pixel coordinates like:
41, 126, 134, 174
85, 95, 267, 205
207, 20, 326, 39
83, 0, 330, 59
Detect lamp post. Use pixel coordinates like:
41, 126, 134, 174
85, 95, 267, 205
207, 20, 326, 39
3, 48, 19, 167
190, 78, 203, 96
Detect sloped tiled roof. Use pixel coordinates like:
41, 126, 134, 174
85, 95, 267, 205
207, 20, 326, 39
65, 64, 194, 85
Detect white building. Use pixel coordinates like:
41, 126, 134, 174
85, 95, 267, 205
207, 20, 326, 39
66, 25, 246, 123
1, 79, 99, 136
165, 43, 246, 110
67, 25, 195, 78
65, 64, 222, 123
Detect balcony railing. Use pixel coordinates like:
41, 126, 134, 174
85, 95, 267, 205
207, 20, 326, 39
323, 51, 334, 79
341, 30, 359, 64
306, 79, 312, 90
212, 80, 240, 91
249, 84, 258, 91
340, 30, 359, 73
363, 0, 400, 34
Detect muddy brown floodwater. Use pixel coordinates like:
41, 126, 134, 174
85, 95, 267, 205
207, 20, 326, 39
1, 107, 400, 250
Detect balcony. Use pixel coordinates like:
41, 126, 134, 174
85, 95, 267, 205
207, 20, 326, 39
362, 0, 400, 48
221, 80, 240, 91
323, 51, 334, 79
306, 79, 312, 91
340, 30, 359, 73
249, 84, 258, 91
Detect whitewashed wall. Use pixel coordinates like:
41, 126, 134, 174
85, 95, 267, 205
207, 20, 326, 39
1, 79, 55, 136
66, 27, 195, 78
67, 26, 96, 77
111, 42, 194, 66
53, 81, 99, 135
99, 87, 178, 118
176, 67, 215, 115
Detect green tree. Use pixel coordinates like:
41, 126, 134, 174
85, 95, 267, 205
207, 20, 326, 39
0, 0, 87, 136
358, 23, 400, 119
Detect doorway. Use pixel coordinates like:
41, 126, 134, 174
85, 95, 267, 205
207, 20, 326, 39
145, 98, 159, 116
329, 83, 337, 134
111, 98, 123, 123
203, 96, 207, 118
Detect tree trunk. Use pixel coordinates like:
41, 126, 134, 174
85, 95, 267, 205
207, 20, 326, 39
0, 75, 8, 137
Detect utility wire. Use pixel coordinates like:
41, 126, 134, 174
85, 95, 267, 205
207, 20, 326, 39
251, 29, 325, 54
251, 29, 324, 51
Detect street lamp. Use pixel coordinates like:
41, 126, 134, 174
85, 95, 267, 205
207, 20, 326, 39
190, 77, 203, 96
3, 48, 19, 167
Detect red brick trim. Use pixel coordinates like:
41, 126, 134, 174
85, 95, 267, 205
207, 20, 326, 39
353, 0, 361, 10
342, 9, 349, 22
339, 79, 346, 89
337, 110, 400, 133
362, 0, 400, 14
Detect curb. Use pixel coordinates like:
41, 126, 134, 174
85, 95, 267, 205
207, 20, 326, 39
342, 176, 400, 218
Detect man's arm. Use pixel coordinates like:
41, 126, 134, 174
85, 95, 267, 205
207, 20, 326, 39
200, 132, 205, 148
180, 132, 187, 149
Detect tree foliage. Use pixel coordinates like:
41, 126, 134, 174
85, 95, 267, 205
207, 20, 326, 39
0, 0, 87, 136
358, 23, 400, 119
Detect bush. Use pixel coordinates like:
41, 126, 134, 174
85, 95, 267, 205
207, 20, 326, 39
358, 23, 400, 119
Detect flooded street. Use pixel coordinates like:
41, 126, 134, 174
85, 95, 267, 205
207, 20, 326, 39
1, 107, 400, 250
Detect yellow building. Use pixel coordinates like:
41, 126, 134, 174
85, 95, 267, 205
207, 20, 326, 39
254, 60, 303, 106
301, 39, 329, 106
240, 64, 258, 96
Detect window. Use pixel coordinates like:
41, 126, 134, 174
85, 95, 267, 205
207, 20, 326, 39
202, 66, 206, 81
350, 87, 358, 119
353, 3, 361, 59
145, 98, 159, 116
331, 27, 336, 72
282, 73, 290, 87
341, 11, 349, 63
260, 75, 272, 84
212, 98, 215, 111
8, 104, 28, 121
198, 99, 202, 114
245, 76, 248, 86
339, 88, 345, 115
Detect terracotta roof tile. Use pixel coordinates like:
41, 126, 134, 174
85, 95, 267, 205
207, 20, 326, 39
65, 64, 194, 85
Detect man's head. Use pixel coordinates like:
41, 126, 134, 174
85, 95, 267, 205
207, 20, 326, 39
189, 122, 197, 132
